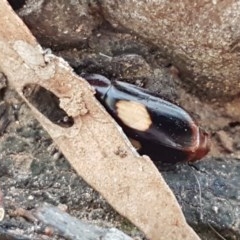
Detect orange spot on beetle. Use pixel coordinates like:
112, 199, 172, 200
116, 100, 152, 131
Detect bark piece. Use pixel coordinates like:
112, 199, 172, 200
0, 1, 200, 239
0, 226, 31, 240
35, 204, 132, 240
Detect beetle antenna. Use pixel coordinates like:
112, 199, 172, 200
191, 169, 203, 221
207, 223, 227, 240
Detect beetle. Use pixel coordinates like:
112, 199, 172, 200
83, 73, 210, 164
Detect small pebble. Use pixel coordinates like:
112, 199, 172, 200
28, 195, 34, 200
0, 208, 5, 221
212, 206, 219, 214
57, 203, 68, 212
53, 151, 62, 160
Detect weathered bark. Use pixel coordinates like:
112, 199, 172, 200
0, 226, 31, 240
0, 1, 200, 239
35, 204, 132, 240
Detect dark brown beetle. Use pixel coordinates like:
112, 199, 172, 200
84, 74, 210, 164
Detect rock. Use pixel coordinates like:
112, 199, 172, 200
100, 0, 240, 100
161, 157, 240, 240
13, 0, 240, 100
17, 0, 103, 48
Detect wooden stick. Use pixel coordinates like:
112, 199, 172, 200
35, 204, 132, 240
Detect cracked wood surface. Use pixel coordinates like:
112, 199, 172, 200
0, 1, 200, 239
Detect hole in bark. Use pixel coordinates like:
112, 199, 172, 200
8, 0, 26, 10
229, 121, 240, 128
22, 84, 74, 128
